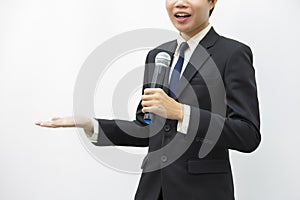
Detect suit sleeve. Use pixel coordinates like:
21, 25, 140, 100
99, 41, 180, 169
188, 44, 261, 153
92, 52, 154, 147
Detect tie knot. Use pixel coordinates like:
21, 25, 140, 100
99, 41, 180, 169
179, 42, 189, 57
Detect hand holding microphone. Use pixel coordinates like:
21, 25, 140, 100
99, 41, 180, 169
143, 52, 171, 124
142, 52, 183, 124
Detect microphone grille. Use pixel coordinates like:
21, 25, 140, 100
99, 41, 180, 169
155, 52, 171, 68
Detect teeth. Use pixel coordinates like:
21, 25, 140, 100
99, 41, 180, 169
176, 13, 190, 17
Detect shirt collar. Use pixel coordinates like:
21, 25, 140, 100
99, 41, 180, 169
176, 24, 212, 55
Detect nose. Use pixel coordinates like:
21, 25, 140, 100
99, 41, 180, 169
174, 0, 188, 8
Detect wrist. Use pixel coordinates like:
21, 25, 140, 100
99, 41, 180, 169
177, 103, 184, 121
83, 118, 94, 135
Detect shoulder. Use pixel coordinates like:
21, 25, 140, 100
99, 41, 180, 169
155, 40, 177, 51
209, 34, 254, 67
216, 35, 252, 55
206, 30, 254, 74
146, 40, 177, 62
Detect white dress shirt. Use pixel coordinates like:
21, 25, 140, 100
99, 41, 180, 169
172, 24, 211, 134
88, 24, 212, 142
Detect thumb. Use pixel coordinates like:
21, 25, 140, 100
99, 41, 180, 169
51, 117, 61, 121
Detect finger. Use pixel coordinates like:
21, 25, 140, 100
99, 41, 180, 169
141, 100, 155, 107
141, 94, 156, 101
59, 123, 75, 128
57, 118, 77, 127
142, 107, 152, 113
37, 121, 57, 128
41, 119, 66, 128
142, 106, 163, 116
35, 121, 46, 126
143, 92, 164, 100
144, 88, 161, 94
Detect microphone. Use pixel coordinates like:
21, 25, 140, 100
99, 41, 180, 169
144, 52, 171, 124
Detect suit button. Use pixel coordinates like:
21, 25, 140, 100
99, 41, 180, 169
164, 124, 171, 132
195, 137, 201, 142
161, 155, 168, 163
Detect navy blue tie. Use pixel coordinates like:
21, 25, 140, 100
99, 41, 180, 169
169, 42, 189, 98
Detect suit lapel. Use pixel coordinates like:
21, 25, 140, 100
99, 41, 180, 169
175, 27, 220, 98
156, 39, 178, 66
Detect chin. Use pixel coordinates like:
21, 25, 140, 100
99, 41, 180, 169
173, 24, 190, 32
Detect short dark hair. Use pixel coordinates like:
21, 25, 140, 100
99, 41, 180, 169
209, 7, 214, 16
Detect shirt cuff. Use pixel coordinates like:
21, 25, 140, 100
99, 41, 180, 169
85, 118, 99, 143
177, 104, 190, 134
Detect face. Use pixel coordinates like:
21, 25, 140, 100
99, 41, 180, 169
166, 0, 217, 40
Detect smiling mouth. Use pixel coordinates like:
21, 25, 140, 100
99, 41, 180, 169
175, 13, 192, 18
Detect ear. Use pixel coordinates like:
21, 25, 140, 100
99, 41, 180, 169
210, 0, 218, 10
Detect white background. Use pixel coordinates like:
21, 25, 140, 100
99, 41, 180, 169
1, 0, 300, 199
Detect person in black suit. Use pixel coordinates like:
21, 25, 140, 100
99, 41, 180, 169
36, 0, 261, 199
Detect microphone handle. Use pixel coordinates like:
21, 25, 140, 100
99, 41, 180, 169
143, 52, 171, 125
143, 64, 162, 125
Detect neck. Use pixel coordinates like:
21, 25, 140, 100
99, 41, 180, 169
181, 21, 210, 41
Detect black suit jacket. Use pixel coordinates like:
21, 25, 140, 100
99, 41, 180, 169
95, 27, 261, 200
